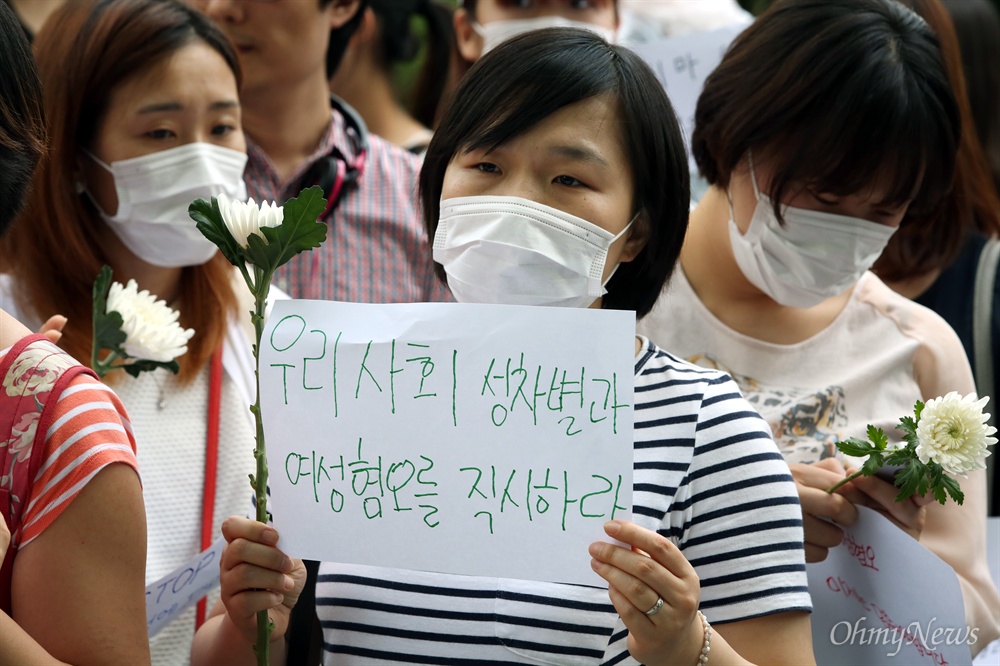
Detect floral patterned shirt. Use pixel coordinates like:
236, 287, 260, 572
1, 339, 139, 547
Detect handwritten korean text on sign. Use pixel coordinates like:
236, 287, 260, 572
807, 506, 973, 665
261, 301, 635, 586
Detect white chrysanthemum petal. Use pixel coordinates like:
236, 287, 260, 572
106, 279, 194, 363
915, 392, 995, 477
216, 195, 284, 250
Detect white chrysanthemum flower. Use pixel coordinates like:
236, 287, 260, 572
916, 392, 996, 477
217, 192, 284, 249
106, 280, 194, 363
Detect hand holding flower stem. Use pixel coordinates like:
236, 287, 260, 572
190, 188, 327, 666
827, 393, 996, 506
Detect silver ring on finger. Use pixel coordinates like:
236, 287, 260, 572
644, 597, 664, 617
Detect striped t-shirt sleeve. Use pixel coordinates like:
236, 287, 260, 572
19, 374, 139, 546
668, 362, 812, 622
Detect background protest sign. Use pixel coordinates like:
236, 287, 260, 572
260, 301, 635, 586
808, 506, 973, 665
630, 26, 742, 177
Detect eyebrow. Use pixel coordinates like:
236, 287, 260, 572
547, 144, 611, 170
137, 100, 240, 114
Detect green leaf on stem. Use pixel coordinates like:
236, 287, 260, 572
190, 197, 245, 268
861, 452, 885, 477
92, 265, 127, 354
929, 464, 947, 504
867, 425, 888, 451
835, 437, 875, 458
940, 474, 964, 505
243, 185, 327, 271
898, 415, 920, 449
884, 447, 912, 466
895, 460, 928, 502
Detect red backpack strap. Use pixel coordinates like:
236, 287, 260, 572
0, 335, 96, 613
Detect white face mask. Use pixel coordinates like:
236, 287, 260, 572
728, 159, 898, 308
86, 143, 248, 268
473, 16, 616, 54
433, 195, 634, 308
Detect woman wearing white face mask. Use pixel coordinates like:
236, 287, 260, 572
638, 0, 1000, 652
0, 1, 272, 663
195, 28, 816, 666
454, 0, 618, 60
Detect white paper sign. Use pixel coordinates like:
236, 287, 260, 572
145, 537, 225, 637
259, 301, 635, 586
808, 506, 974, 665
630, 27, 742, 175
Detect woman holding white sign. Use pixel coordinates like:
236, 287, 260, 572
194, 28, 815, 666
637, 0, 1000, 653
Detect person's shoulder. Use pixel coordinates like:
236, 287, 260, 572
855, 272, 966, 350
856, 272, 976, 396
636, 336, 737, 388
365, 131, 422, 177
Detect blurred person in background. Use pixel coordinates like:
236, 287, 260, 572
197, 0, 450, 304
942, 0, 1000, 195
453, 0, 617, 73
0, 0, 64, 41
443, 0, 620, 141
329, 0, 453, 154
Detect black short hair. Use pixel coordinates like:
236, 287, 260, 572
692, 0, 960, 226
420, 27, 689, 319
0, 0, 45, 237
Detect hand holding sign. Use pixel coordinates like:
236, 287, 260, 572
215, 517, 306, 649
589, 520, 705, 666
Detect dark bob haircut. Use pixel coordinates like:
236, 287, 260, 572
0, 0, 45, 236
420, 27, 689, 319
692, 0, 960, 227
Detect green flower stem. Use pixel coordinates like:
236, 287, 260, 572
250, 266, 273, 666
92, 350, 121, 380
826, 470, 864, 494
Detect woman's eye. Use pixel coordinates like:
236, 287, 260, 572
146, 128, 176, 140
475, 162, 501, 174
812, 192, 839, 206
211, 124, 236, 137
554, 175, 584, 187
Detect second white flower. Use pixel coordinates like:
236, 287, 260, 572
915, 391, 996, 477
106, 280, 194, 363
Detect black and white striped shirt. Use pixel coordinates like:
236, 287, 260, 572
313, 338, 811, 664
